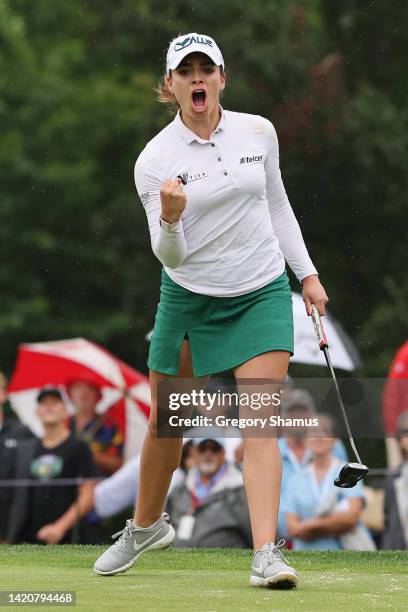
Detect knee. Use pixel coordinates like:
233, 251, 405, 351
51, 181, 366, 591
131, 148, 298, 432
146, 419, 183, 473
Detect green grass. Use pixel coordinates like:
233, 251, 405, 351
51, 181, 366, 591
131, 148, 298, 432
1, 546, 407, 611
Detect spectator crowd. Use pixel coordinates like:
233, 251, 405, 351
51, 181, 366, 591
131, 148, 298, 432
1, 355, 408, 550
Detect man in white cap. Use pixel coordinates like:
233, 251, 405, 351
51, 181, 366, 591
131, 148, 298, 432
166, 428, 252, 548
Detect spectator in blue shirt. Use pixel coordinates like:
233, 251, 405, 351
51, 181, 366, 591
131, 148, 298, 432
277, 389, 348, 539
284, 414, 373, 550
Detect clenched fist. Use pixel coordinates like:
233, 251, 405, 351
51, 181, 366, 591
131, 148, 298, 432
160, 178, 187, 224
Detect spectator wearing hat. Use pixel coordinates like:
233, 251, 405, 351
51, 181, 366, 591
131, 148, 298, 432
166, 428, 252, 548
382, 411, 408, 549
277, 389, 348, 540
0, 371, 34, 542
6, 386, 98, 544
68, 380, 123, 476
84, 440, 197, 520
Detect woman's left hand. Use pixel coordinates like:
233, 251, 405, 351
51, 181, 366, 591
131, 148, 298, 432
301, 275, 329, 316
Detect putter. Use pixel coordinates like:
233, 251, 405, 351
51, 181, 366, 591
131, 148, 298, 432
310, 304, 369, 488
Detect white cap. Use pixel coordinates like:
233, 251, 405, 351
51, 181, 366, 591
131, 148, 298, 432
166, 33, 224, 75
280, 389, 316, 413
183, 426, 227, 449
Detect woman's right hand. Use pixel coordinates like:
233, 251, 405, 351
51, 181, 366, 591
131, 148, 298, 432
160, 178, 187, 224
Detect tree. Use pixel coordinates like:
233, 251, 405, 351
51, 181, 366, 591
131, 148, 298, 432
0, 0, 405, 380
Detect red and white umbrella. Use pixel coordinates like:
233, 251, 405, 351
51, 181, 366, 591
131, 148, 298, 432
8, 338, 150, 460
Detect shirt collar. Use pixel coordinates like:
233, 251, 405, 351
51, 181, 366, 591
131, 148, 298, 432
173, 105, 227, 144
280, 438, 311, 466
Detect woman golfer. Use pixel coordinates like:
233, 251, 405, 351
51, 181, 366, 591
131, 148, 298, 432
94, 33, 328, 588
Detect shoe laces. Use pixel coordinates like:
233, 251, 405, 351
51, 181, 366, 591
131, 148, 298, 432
110, 513, 170, 550
259, 539, 288, 565
111, 519, 137, 549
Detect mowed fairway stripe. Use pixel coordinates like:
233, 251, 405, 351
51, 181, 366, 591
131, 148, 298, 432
1, 547, 407, 611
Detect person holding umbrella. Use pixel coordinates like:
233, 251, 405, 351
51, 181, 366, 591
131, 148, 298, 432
94, 33, 328, 588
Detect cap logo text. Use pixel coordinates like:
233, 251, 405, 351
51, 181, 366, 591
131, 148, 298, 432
174, 36, 213, 52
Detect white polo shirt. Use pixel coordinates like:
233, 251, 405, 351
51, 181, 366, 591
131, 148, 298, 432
134, 108, 318, 297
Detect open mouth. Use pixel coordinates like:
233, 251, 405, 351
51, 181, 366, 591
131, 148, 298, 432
192, 89, 206, 110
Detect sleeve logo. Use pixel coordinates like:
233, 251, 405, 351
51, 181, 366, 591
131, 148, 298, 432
140, 192, 150, 205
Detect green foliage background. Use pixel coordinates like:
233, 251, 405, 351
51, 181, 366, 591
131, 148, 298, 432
1, 0, 407, 378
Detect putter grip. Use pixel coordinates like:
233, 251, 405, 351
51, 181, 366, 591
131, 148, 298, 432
311, 304, 328, 350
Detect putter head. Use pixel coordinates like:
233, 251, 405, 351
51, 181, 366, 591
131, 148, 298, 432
334, 462, 369, 488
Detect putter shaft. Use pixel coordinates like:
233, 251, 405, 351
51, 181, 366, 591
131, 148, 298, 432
322, 345, 363, 465
311, 305, 363, 465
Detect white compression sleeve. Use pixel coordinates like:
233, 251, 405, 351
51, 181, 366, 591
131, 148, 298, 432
264, 120, 318, 283
153, 218, 187, 269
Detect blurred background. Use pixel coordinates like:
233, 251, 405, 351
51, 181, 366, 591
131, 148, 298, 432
1, 0, 406, 380
1, 0, 408, 550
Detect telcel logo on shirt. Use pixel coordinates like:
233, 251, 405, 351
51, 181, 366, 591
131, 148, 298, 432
178, 170, 209, 184
240, 154, 264, 164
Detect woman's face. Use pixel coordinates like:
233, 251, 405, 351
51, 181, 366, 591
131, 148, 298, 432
307, 435, 337, 458
166, 52, 226, 120
307, 415, 337, 458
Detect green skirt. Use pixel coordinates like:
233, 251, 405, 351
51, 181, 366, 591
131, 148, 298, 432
148, 269, 294, 377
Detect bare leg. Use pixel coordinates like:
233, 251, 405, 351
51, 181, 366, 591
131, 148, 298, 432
134, 340, 209, 527
233, 351, 290, 551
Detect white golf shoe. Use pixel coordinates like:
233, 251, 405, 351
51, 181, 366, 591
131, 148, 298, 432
93, 512, 175, 576
250, 540, 298, 589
